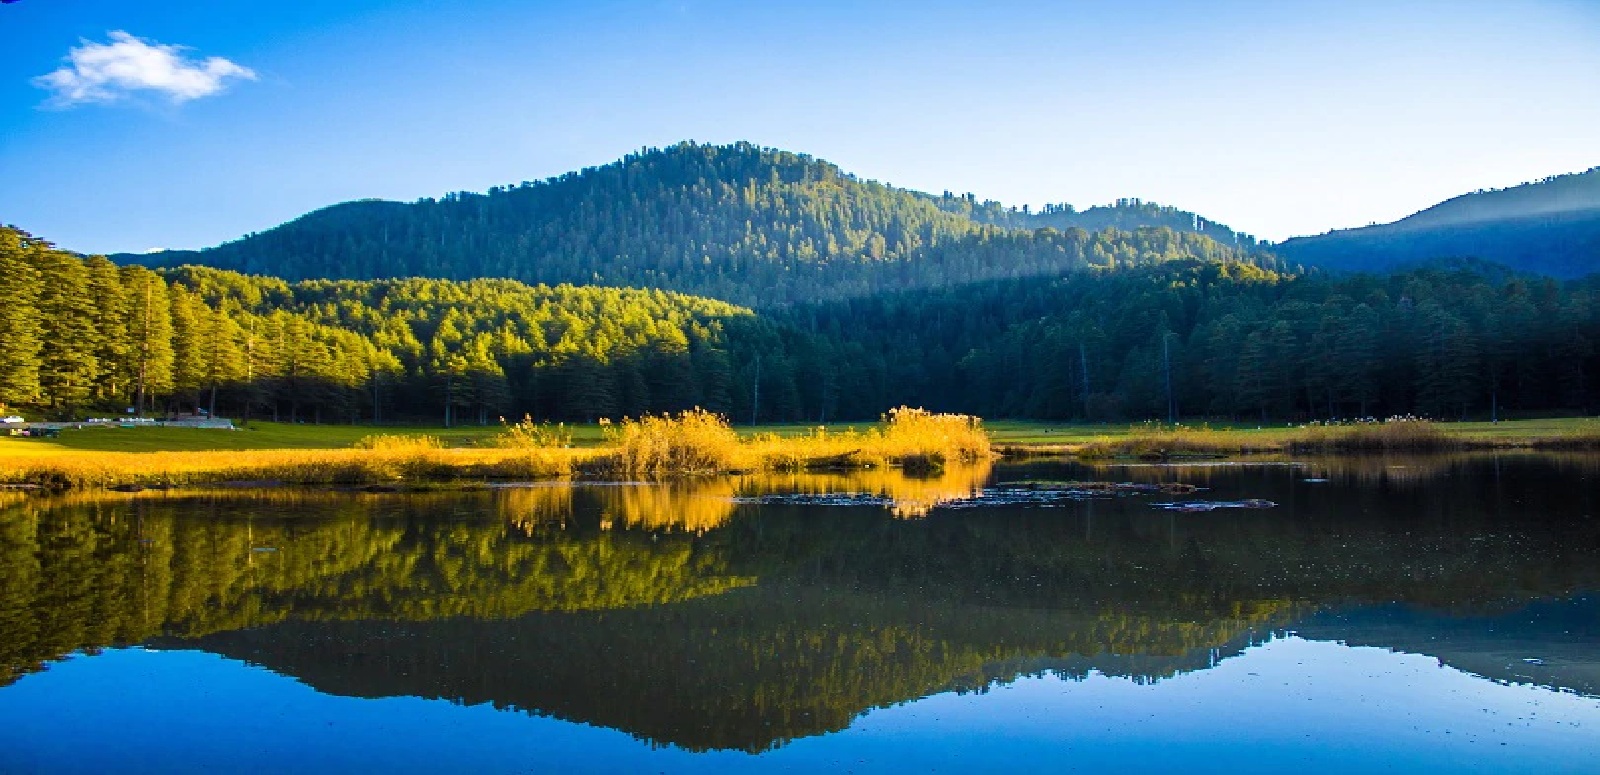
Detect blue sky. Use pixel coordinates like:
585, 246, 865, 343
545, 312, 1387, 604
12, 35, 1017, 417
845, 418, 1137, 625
2, 0, 1598, 254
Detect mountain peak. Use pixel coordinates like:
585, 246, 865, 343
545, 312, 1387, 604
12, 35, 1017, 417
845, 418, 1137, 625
119, 142, 1259, 305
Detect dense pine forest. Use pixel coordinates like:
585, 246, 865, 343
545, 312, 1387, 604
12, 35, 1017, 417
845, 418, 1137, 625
123, 142, 1265, 306
2, 226, 790, 424
790, 259, 1599, 421
4, 222, 1597, 424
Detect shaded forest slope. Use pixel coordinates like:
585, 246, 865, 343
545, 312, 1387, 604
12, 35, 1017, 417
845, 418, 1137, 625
1278, 167, 1600, 278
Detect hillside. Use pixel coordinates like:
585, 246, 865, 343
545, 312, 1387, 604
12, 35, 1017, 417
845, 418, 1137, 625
1277, 167, 1600, 277
940, 195, 1260, 250
120, 142, 1262, 306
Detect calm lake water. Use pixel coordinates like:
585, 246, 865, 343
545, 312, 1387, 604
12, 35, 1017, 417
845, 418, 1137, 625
1, 455, 1597, 773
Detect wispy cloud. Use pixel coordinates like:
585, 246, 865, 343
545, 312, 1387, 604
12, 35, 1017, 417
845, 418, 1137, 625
33, 31, 256, 107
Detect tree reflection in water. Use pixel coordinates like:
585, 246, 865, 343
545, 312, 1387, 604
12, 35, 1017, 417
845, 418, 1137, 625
1, 455, 1596, 751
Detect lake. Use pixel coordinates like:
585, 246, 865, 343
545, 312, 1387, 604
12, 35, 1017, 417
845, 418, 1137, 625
1, 455, 1597, 772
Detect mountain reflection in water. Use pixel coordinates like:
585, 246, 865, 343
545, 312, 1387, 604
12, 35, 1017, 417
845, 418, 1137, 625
0, 454, 1597, 754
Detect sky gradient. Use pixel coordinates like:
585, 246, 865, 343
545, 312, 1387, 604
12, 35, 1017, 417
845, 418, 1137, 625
2, 0, 1598, 254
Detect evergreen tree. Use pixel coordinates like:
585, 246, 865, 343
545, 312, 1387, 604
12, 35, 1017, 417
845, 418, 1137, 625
122, 266, 175, 415
0, 229, 44, 407
84, 255, 131, 403
34, 247, 100, 411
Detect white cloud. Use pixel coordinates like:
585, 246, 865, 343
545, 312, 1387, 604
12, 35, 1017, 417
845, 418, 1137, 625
33, 31, 256, 107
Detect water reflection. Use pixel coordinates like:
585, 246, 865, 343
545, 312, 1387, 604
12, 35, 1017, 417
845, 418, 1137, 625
1, 456, 1597, 754
730, 463, 992, 518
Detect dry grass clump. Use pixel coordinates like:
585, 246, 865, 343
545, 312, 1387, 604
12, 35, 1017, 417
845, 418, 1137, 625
743, 407, 992, 473
495, 416, 573, 449
742, 426, 867, 472
864, 406, 993, 471
1287, 417, 1458, 452
1076, 423, 1280, 459
600, 408, 744, 477
596, 406, 993, 478
492, 415, 579, 477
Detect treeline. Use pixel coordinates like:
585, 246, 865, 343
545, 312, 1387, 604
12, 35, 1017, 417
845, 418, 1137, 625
937, 194, 1260, 250
2, 227, 387, 422
6, 221, 1597, 424
128, 141, 1267, 306
782, 258, 1600, 421
1, 227, 785, 423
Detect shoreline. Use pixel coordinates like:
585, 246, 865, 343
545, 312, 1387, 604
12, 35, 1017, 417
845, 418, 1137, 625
5, 416, 1599, 492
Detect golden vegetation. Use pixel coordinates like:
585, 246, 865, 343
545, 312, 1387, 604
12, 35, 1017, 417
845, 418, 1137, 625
0, 407, 993, 490
731, 462, 992, 519
594, 406, 993, 478
0, 446, 591, 490
600, 409, 744, 477
351, 434, 445, 451
744, 406, 992, 473
495, 416, 574, 449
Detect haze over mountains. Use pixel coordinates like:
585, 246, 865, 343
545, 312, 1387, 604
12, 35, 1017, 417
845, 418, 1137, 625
1275, 166, 1600, 278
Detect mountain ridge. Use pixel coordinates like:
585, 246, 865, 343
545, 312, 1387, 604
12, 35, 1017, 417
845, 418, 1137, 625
113, 141, 1265, 306
1276, 166, 1600, 277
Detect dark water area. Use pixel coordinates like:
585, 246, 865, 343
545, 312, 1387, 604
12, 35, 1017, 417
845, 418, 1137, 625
1, 455, 1597, 772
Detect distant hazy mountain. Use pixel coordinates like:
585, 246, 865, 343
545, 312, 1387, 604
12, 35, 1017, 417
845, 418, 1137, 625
1276, 167, 1600, 277
115, 142, 1258, 306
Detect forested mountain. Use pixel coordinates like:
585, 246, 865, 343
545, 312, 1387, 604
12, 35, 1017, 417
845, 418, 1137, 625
940, 196, 1259, 250
119, 142, 1265, 306
1277, 167, 1600, 278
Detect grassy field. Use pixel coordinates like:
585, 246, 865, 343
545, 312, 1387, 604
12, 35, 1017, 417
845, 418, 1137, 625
0, 421, 565, 453
0, 409, 993, 489
2, 417, 1598, 458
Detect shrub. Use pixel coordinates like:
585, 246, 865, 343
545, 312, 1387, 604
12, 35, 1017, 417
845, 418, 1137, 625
602, 408, 743, 477
873, 406, 992, 468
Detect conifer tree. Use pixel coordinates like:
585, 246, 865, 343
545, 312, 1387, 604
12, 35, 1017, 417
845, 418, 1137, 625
34, 248, 100, 412
85, 255, 131, 403
0, 228, 44, 407
122, 266, 175, 415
